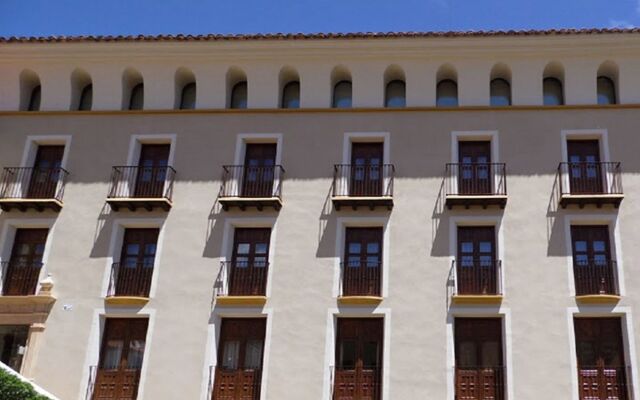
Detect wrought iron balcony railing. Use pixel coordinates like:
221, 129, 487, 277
0, 167, 69, 201
107, 262, 154, 298
215, 261, 269, 298
558, 161, 622, 196
219, 165, 284, 199
451, 259, 502, 296
1, 260, 44, 296
107, 166, 176, 201
339, 258, 382, 297
332, 164, 394, 198
445, 163, 507, 196
573, 259, 619, 296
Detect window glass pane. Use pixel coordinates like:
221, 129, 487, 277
333, 81, 352, 108
230, 82, 247, 109
28, 86, 41, 111
127, 339, 146, 369
461, 242, 473, 253
281, 81, 300, 109
222, 340, 240, 369
593, 241, 606, 253
339, 340, 356, 368
255, 243, 268, 254
481, 341, 501, 366
0, 325, 29, 372
367, 242, 379, 254
180, 82, 196, 110
348, 256, 360, 267
366, 256, 380, 267
235, 257, 249, 267
575, 254, 589, 266
236, 243, 250, 254
479, 241, 492, 253
101, 340, 123, 369
244, 339, 263, 369
458, 341, 477, 366
574, 241, 587, 253
129, 83, 144, 110
490, 78, 511, 106
363, 342, 379, 367
348, 243, 361, 254
79, 84, 93, 111
254, 257, 267, 267
385, 80, 406, 108
597, 77, 616, 105
436, 80, 458, 107
543, 78, 563, 106
461, 256, 474, 267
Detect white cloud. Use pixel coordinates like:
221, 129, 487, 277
609, 19, 635, 28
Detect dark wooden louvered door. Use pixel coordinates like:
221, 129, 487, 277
458, 141, 492, 195
455, 318, 504, 400
135, 144, 170, 198
570, 226, 615, 296
350, 143, 383, 197
116, 229, 158, 297
567, 140, 603, 194
229, 228, 270, 296
213, 318, 266, 400
457, 227, 497, 295
93, 318, 148, 400
334, 318, 383, 400
574, 318, 628, 400
343, 228, 382, 297
242, 144, 277, 198
3, 229, 47, 296
28, 145, 64, 199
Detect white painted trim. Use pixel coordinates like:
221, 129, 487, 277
220, 217, 278, 299
333, 216, 390, 298
230, 133, 284, 197
126, 134, 177, 166
446, 306, 513, 400
201, 308, 273, 400
78, 309, 156, 400
562, 213, 624, 296
341, 132, 391, 196
448, 215, 505, 296
0, 218, 58, 295
450, 131, 500, 195
101, 218, 167, 299
322, 307, 391, 400
560, 129, 612, 193
20, 135, 73, 169
566, 306, 639, 400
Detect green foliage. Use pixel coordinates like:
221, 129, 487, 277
0, 367, 51, 400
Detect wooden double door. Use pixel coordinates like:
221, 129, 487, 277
567, 140, 604, 194
213, 318, 266, 400
456, 227, 498, 295
242, 144, 277, 198
134, 144, 170, 198
115, 229, 158, 297
334, 318, 383, 400
28, 145, 64, 199
229, 228, 271, 296
93, 318, 148, 400
3, 229, 47, 296
455, 318, 504, 400
570, 226, 615, 295
574, 318, 628, 400
343, 228, 382, 297
350, 143, 383, 197
458, 141, 492, 195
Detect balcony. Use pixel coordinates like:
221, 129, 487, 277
574, 260, 620, 304
0, 261, 55, 308
218, 165, 284, 211
214, 261, 269, 306
0, 167, 69, 212
557, 162, 623, 208
211, 366, 262, 400
105, 262, 153, 306
106, 166, 176, 211
444, 163, 507, 209
577, 365, 631, 400
332, 164, 394, 211
450, 259, 503, 304
338, 258, 382, 305
455, 366, 505, 400
332, 365, 381, 400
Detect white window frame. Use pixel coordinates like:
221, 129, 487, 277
333, 216, 390, 298
450, 130, 500, 196
562, 213, 624, 296
566, 306, 639, 400
340, 132, 391, 198
560, 129, 611, 194
0, 217, 57, 296
202, 309, 273, 400
18, 135, 72, 199
121, 134, 177, 198
322, 307, 391, 400
101, 217, 167, 299
230, 133, 283, 198
446, 306, 514, 400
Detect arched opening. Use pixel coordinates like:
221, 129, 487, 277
490, 63, 512, 106
384, 65, 406, 108
597, 61, 618, 105
279, 66, 300, 109
543, 62, 565, 106
19, 69, 41, 111
71, 68, 93, 111
331, 66, 352, 108
122, 68, 144, 110
227, 67, 248, 109
175, 67, 196, 110
436, 64, 458, 107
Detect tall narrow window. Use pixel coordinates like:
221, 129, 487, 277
229, 228, 271, 296
566, 140, 603, 194
333, 81, 352, 108
3, 229, 48, 296
543, 78, 564, 105
0, 325, 29, 372
597, 77, 616, 105
456, 226, 498, 295
281, 81, 300, 109
490, 78, 511, 106
135, 144, 170, 198
111, 228, 159, 298
570, 226, 616, 296
385, 80, 406, 108
436, 80, 458, 107
78, 84, 93, 111
179, 82, 196, 110
230, 81, 248, 109
129, 83, 144, 110
28, 85, 41, 112
342, 227, 383, 297
28, 145, 65, 199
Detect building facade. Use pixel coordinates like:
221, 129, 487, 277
0, 29, 639, 400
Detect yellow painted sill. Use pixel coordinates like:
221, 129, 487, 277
215, 296, 268, 306
105, 296, 150, 306
106, 197, 173, 205
575, 294, 621, 304
0, 294, 56, 306
338, 296, 383, 305
451, 294, 503, 305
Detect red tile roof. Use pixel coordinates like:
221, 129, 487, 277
1, 28, 639, 43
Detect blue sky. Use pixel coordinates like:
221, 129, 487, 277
1, 0, 639, 37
